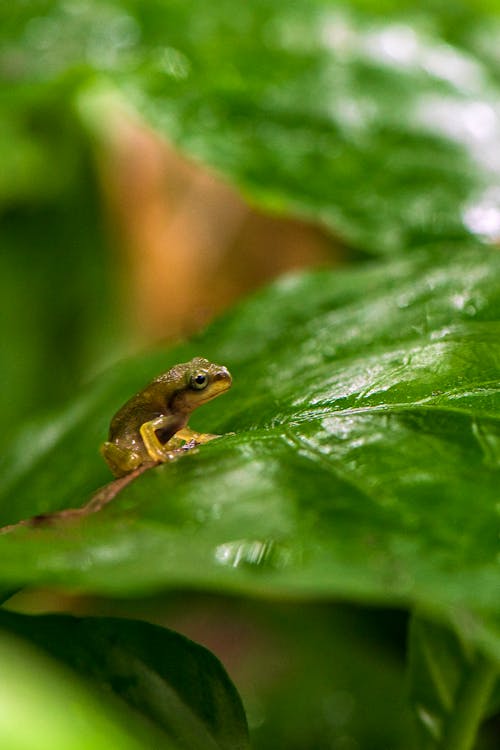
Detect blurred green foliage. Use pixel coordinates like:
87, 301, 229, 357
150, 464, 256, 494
0, 610, 249, 750
409, 616, 500, 750
4, 0, 500, 252
0, 628, 161, 750
0, 177, 121, 447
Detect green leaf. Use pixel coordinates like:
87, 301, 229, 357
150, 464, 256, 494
0, 186, 124, 449
0, 627, 168, 750
0, 610, 249, 750
3, 1, 500, 251
0, 245, 499, 658
408, 615, 498, 750
247, 602, 416, 750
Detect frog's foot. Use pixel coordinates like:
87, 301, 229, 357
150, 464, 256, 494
100, 442, 143, 478
161, 435, 185, 451
174, 427, 221, 445
140, 418, 223, 463
140, 417, 185, 463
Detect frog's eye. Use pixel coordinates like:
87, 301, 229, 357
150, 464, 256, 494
190, 371, 209, 390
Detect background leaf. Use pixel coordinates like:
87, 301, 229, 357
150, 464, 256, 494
408, 615, 499, 749
0, 179, 123, 449
0, 245, 499, 661
0, 627, 170, 750
242, 601, 416, 750
3, 0, 500, 252
0, 610, 249, 750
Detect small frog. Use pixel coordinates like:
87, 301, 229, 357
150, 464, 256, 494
101, 357, 232, 477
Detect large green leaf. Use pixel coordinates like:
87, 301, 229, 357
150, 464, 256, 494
0, 245, 499, 657
0, 611, 249, 750
3, 1, 500, 252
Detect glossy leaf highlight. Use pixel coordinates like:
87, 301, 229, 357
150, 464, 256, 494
3, 1, 500, 252
0, 247, 499, 662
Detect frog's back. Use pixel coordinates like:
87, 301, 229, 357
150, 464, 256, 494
107, 367, 185, 449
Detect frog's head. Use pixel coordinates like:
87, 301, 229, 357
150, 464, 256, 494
172, 357, 232, 413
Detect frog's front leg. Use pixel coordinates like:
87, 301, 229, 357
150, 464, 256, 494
139, 415, 186, 462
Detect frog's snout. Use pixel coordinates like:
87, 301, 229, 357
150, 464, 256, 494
214, 367, 232, 386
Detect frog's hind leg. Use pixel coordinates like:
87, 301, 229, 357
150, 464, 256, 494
100, 442, 142, 478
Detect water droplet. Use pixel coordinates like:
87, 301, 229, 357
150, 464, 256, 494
363, 24, 420, 68
214, 539, 292, 570
420, 44, 484, 91
416, 705, 442, 739
463, 187, 500, 241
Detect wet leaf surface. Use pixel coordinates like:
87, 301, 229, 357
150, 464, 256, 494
0, 246, 499, 659
3, 1, 500, 252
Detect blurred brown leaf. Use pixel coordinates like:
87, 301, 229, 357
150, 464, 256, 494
98, 118, 339, 344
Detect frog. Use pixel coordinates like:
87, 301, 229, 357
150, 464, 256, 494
100, 357, 232, 477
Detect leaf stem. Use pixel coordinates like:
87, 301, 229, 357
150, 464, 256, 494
440, 653, 497, 750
